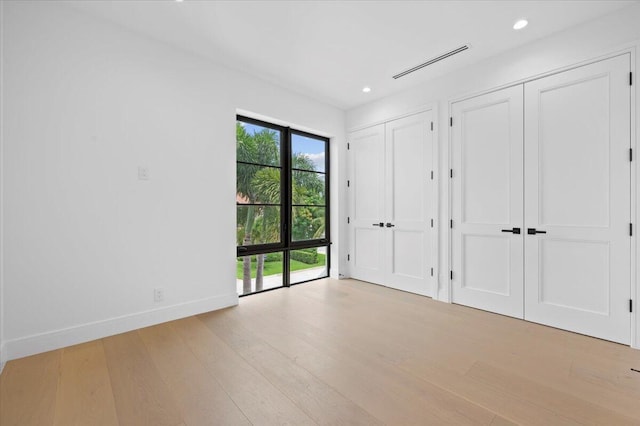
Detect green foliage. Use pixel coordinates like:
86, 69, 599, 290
236, 123, 281, 248
290, 153, 325, 241
292, 206, 325, 241
236, 226, 245, 246
291, 153, 315, 170
236, 253, 326, 279
243, 253, 283, 263
291, 249, 318, 264
236, 124, 279, 166
265, 252, 283, 262
236, 123, 280, 203
252, 213, 280, 245
252, 168, 281, 204
292, 156, 324, 203
236, 121, 327, 284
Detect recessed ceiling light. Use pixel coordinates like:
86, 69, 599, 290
513, 19, 528, 30
362, 87, 371, 93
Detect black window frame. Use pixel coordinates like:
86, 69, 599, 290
236, 115, 330, 293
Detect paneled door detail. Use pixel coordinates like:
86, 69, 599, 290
384, 112, 434, 296
349, 124, 386, 285
524, 54, 631, 344
451, 85, 525, 318
349, 112, 435, 296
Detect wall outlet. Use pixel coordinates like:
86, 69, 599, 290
138, 166, 150, 180
154, 287, 164, 303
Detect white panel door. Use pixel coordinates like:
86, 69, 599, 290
384, 111, 434, 296
524, 54, 631, 344
349, 124, 386, 285
451, 86, 525, 318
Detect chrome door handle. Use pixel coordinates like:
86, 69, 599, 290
385, 223, 395, 228
372, 222, 384, 227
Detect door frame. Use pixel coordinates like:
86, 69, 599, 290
347, 105, 440, 297
446, 48, 637, 348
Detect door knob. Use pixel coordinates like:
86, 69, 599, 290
501, 228, 521, 234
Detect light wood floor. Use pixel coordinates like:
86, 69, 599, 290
1, 279, 640, 425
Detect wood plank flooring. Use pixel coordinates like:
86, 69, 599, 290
1, 278, 640, 425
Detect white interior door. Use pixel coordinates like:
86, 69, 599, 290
349, 124, 386, 285
384, 112, 434, 296
451, 85, 525, 318
524, 54, 631, 344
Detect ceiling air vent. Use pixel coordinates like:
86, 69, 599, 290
392, 45, 469, 80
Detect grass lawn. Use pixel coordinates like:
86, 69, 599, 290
236, 253, 326, 279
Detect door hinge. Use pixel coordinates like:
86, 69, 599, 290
431, 218, 434, 228
630, 299, 633, 313
347, 216, 350, 224
347, 180, 350, 187
450, 270, 453, 280
431, 267, 434, 277
450, 117, 453, 127
450, 169, 453, 178
450, 219, 453, 229
630, 148, 633, 162
430, 122, 434, 131
347, 254, 350, 261
630, 223, 633, 236
630, 72, 633, 86
430, 170, 434, 180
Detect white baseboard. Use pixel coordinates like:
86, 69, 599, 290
3, 293, 238, 362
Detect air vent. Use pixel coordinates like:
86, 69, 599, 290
392, 45, 470, 80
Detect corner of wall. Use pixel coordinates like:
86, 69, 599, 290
0, 0, 6, 374
335, 132, 349, 281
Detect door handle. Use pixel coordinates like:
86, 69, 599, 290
527, 228, 547, 235
372, 222, 384, 227
385, 223, 395, 228
501, 228, 521, 234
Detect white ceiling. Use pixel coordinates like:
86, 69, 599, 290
69, 0, 638, 110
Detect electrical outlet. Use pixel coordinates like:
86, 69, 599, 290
154, 288, 164, 303
138, 166, 150, 180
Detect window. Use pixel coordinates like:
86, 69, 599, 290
236, 116, 330, 296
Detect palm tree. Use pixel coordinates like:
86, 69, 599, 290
251, 167, 280, 290
291, 153, 325, 241
236, 123, 279, 292
237, 127, 326, 292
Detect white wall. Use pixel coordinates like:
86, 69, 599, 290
1, 1, 345, 361
0, 0, 5, 372
346, 3, 640, 348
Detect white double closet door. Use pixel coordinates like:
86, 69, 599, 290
349, 111, 435, 296
451, 54, 631, 344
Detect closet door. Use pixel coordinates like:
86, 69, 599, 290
384, 111, 434, 296
524, 54, 631, 344
349, 112, 435, 295
349, 124, 386, 285
451, 85, 525, 318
